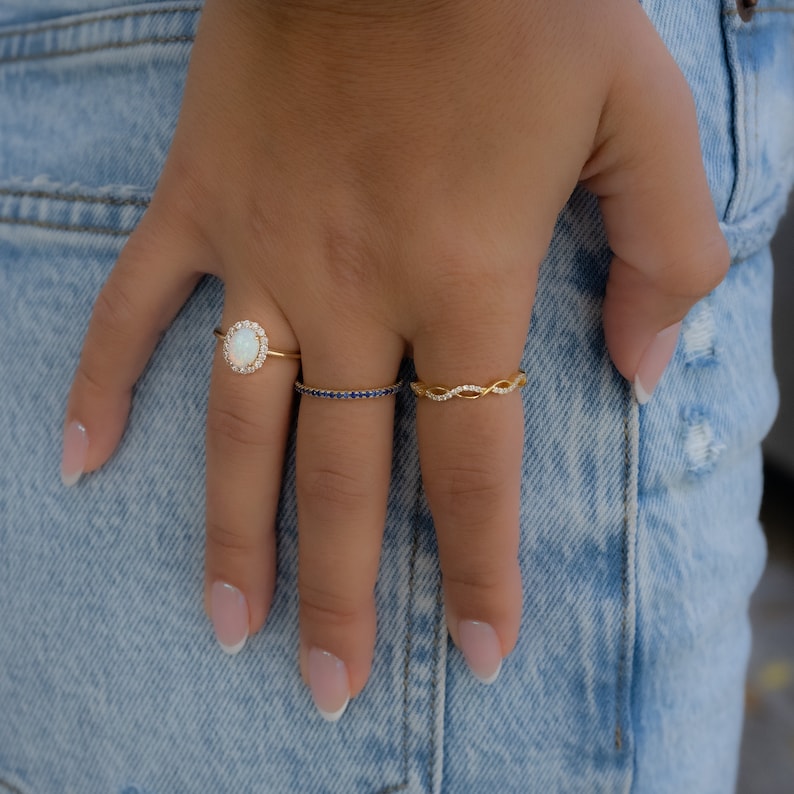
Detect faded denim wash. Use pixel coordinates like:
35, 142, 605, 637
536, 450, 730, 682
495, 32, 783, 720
0, 1, 793, 792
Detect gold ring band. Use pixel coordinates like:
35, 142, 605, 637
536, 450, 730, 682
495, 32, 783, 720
215, 320, 300, 374
410, 370, 527, 401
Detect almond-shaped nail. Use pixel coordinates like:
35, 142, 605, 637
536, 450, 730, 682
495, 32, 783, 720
633, 322, 682, 405
210, 582, 249, 655
308, 648, 350, 722
61, 421, 88, 487
459, 620, 502, 685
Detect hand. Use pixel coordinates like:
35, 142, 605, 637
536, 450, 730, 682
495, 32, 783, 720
63, 0, 728, 719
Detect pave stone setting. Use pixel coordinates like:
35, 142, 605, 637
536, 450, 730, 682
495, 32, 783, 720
410, 371, 527, 401
223, 320, 269, 374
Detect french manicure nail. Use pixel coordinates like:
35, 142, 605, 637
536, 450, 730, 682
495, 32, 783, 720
459, 620, 502, 685
308, 648, 350, 722
61, 421, 88, 487
633, 322, 682, 405
210, 582, 249, 655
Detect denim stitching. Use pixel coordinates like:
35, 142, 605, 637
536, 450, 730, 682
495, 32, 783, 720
724, 7, 794, 14
427, 569, 444, 792
400, 517, 419, 790
615, 382, 632, 751
720, 0, 743, 228
0, 188, 149, 207
373, 478, 420, 794
377, 784, 409, 794
0, 35, 194, 65
0, 5, 202, 40
0, 216, 131, 236
382, 510, 419, 793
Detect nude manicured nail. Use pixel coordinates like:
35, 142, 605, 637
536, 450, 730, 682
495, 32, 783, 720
633, 322, 682, 405
210, 582, 249, 655
61, 421, 88, 487
459, 620, 502, 685
308, 648, 350, 722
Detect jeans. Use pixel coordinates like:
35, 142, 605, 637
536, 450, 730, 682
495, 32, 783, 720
0, 1, 792, 791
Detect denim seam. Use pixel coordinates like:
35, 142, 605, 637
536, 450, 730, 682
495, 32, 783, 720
614, 383, 637, 793
0, 35, 194, 65
615, 385, 631, 752
427, 576, 444, 792
0, 216, 131, 236
0, 4, 202, 40
385, 514, 419, 794
721, 3, 743, 226
0, 187, 149, 207
377, 783, 408, 793
372, 470, 422, 794
724, 7, 794, 14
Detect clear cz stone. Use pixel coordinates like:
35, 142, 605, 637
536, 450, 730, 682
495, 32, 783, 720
228, 327, 260, 369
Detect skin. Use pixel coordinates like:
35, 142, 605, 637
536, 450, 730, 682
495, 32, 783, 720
65, 0, 729, 703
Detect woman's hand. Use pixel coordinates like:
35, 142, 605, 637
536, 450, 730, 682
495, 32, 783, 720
62, 0, 728, 719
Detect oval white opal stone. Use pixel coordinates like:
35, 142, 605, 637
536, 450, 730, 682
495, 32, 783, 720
228, 327, 260, 368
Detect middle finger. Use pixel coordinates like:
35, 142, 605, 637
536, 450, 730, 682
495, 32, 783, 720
295, 320, 404, 721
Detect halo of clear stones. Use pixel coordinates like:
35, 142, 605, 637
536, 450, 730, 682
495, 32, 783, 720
222, 320, 269, 374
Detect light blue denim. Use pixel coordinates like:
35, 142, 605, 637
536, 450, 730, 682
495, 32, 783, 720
0, 1, 792, 792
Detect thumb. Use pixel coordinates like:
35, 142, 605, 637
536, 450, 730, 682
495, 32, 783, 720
581, 8, 729, 404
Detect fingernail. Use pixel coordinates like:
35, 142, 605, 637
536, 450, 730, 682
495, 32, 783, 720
61, 421, 88, 487
308, 648, 350, 722
458, 620, 502, 685
633, 322, 682, 405
210, 582, 249, 655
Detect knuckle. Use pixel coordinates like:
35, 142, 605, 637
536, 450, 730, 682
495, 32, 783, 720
91, 275, 140, 344
425, 245, 489, 301
206, 519, 261, 560
73, 358, 120, 401
206, 399, 272, 451
299, 579, 368, 629
298, 465, 370, 513
318, 220, 379, 298
696, 233, 731, 290
658, 233, 731, 301
443, 563, 511, 599
425, 460, 510, 520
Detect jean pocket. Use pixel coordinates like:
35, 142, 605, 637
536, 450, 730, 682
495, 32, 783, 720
721, 0, 794, 260
0, 1, 201, 200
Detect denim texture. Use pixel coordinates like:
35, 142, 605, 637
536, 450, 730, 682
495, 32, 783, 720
0, 1, 792, 792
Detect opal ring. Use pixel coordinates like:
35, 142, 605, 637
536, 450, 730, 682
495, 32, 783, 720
214, 320, 300, 375
294, 379, 404, 400
410, 371, 527, 401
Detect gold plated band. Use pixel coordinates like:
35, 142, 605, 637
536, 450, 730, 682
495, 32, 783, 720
410, 370, 527, 401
